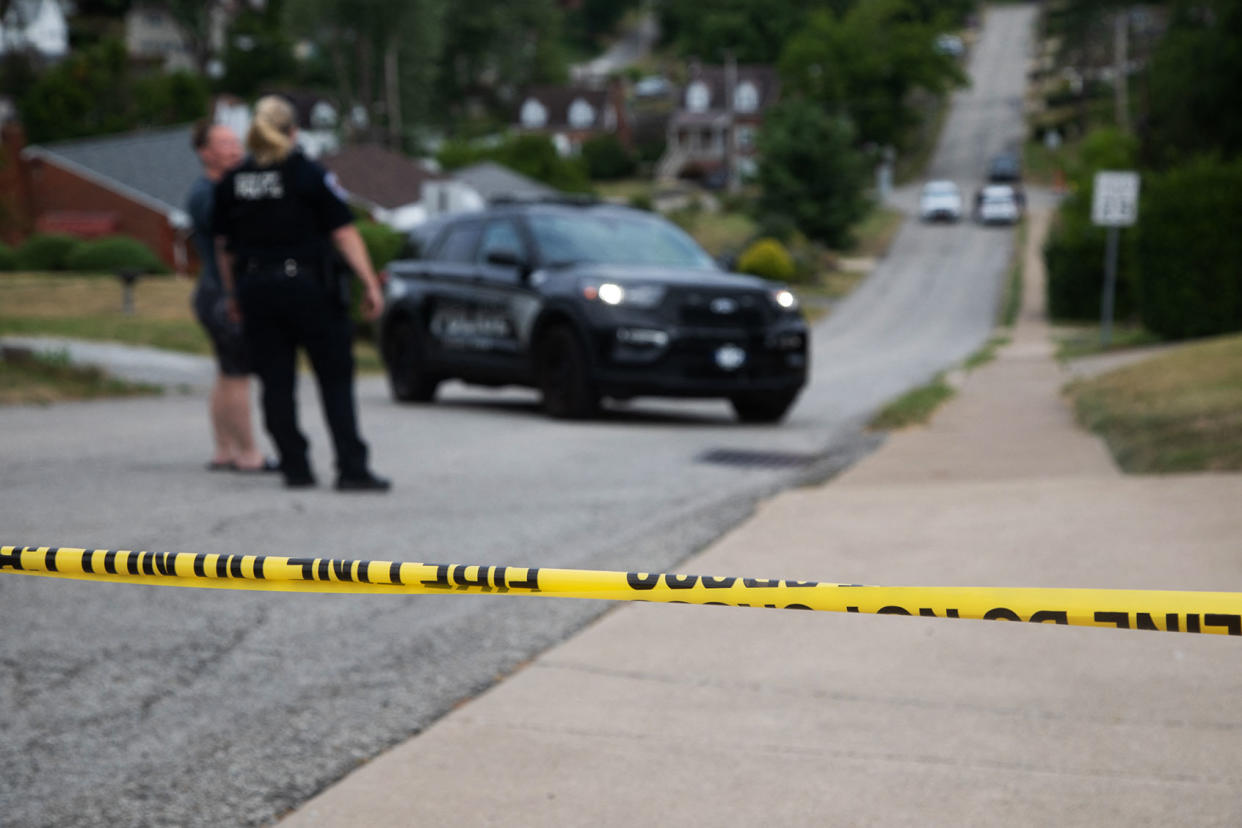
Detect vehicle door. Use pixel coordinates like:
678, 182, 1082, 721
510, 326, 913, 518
445, 218, 539, 381
417, 219, 486, 369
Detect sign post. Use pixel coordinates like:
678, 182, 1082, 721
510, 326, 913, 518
1091, 170, 1140, 346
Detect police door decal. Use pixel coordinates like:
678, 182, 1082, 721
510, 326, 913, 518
428, 301, 519, 354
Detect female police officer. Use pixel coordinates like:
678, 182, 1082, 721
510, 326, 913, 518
213, 95, 389, 491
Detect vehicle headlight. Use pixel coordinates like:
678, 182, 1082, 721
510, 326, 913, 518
771, 288, 799, 311
582, 282, 665, 309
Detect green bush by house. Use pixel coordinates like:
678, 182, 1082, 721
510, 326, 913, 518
15, 234, 82, 271
581, 134, 637, 180
736, 237, 795, 282
0, 242, 16, 271
356, 220, 405, 270
1136, 156, 1242, 339
63, 236, 169, 274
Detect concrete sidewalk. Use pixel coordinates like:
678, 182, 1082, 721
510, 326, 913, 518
284, 212, 1242, 826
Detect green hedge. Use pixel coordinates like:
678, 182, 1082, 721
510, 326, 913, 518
1044, 127, 1140, 320
15, 234, 81, 271
581, 134, 637, 180
357, 220, 405, 270
0, 241, 15, 271
1044, 195, 1138, 320
63, 235, 169, 274
1137, 156, 1242, 339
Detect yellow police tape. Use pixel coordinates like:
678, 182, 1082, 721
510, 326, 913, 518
3, 545, 1240, 636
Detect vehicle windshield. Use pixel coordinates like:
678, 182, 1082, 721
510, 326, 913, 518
923, 182, 958, 196
528, 213, 717, 270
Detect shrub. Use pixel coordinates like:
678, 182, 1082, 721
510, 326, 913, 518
736, 237, 795, 282
1043, 196, 1138, 321
356, 220, 405, 270
1044, 127, 1140, 320
627, 193, 654, 212
0, 242, 15, 271
756, 101, 870, 248
64, 236, 168, 274
1137, 156, 1242, 339
581, 134, 637, 180
15, 233, 81, 271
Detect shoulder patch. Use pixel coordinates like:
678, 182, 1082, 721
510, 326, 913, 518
324, 171, 350, 203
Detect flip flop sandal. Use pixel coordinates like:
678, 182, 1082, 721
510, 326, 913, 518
206, 460, 236, 472
234, 457, 281, 474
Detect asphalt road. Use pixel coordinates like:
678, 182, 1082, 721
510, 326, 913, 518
0, 6, 1035, 826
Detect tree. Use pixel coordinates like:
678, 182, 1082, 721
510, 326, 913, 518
756, 99, 870, 248
285, 0, 446, 148
434, 0, 567, 123
1140, 0, 1242, 167
18, 38, 208, 144
659, 0, 814, 64
779, 0, 965, 149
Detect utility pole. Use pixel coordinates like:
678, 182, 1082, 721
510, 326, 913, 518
724, 52, 738, 194
385, 36, 403, 150
1114, 9, 1130, 132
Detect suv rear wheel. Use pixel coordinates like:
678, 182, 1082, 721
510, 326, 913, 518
386, 318, 441, 403
537, 325, 598, 419
730, 391, 798, 424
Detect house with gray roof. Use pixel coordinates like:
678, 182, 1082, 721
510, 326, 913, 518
451, 161, 556, 204
18, 124, 199, 270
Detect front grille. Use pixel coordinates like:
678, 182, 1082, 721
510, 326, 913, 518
670, 289, 770, 328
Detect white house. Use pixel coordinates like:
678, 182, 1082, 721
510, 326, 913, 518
0, 0, 68, 58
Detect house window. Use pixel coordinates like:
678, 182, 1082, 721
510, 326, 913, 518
734, 81, 759, 113
520, 98, 548, 129
568, 98, 596, 129
686, 81, 710, 112
735, 125, 755, 151
311, 101, 337, 129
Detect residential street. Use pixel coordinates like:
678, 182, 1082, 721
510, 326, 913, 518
284, 207, 1242, 828
1, 6, 1036, 827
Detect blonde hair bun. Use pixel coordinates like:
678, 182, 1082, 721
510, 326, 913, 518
248, 95, 297, 165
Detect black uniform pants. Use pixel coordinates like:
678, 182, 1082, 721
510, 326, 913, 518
238, 267, 368, 480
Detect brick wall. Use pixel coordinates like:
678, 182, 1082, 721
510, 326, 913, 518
21, 157, 181, 270
1, 123, 34, 244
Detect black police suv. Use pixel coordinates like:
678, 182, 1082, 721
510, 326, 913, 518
378, 199, 809, 422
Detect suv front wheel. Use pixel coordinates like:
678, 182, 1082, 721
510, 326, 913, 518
536, 325, 598, 419
386, 318, 441, 403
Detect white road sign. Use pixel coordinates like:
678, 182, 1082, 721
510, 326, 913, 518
1092, 170, 1140, 227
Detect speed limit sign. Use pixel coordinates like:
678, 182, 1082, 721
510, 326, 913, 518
1092, 170, 1140, 227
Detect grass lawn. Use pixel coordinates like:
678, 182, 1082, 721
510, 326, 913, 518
845, 207, 904, 259
1, 347, 160, 405
594, 179, 656, 203
870, 374, 956, 430
673, 209, 758, 258
1066, 334, 1242, 473
0, 273, 384, 373
1023, 136, 1081, 189
1055, 323, 1163, 361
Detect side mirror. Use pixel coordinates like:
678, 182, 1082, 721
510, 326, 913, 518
485, 248, 531, 281
486, 248, 525, 269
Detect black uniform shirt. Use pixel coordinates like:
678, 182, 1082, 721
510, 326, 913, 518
212, 150, 353, 263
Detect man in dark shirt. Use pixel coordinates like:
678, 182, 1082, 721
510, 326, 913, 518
187, 121, 273, 473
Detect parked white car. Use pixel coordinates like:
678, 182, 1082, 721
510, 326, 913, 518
976, 184, 1021, 225
918, 180, 963, 222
